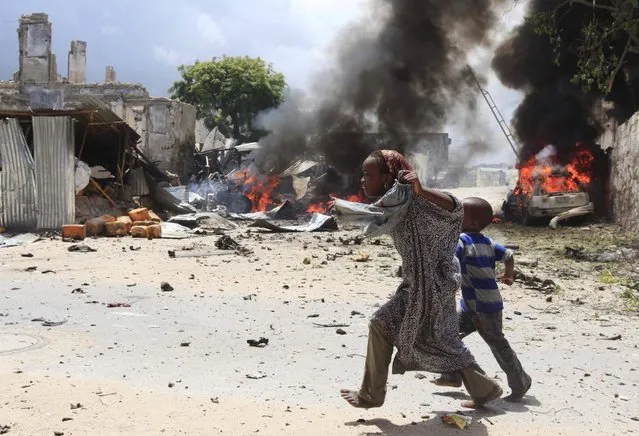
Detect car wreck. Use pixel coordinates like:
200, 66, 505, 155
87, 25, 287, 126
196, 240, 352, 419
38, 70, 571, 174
503, 145, 595, 226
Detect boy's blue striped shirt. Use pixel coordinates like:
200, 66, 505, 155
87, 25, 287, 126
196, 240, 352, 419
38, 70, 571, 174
455, 232, 513, 313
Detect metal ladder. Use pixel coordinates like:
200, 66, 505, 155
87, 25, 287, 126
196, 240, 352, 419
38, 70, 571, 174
467, 65, 520, 159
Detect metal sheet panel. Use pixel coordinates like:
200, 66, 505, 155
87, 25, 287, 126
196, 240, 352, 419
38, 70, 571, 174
33, 116, 75, 229
125, 166, 150, 196
0, 118, 37, 230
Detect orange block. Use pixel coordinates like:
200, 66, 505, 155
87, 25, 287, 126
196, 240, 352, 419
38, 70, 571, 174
148, 210, 162, 223
100, 215, 117, 223
85, 218, 106, 236
105, 221, 128, 237
116, 216, 132, 233
130, 226, 149, 238
147, 224, 162, 239
128, 208, 150, 222
132, 220, 155, 227
62, 224, 86, 241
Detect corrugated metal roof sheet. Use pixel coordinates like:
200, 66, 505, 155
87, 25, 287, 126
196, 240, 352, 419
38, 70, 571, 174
0, 118, 37, 230
125, 166, 150, 196
33, 116, 76, 229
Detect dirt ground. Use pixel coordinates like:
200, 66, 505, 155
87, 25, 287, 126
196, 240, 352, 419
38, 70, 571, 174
1, 187, 638, 436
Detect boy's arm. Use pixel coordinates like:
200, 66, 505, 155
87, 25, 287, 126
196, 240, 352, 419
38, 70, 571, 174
502, 257, 515, 285
494, 242, 515, 286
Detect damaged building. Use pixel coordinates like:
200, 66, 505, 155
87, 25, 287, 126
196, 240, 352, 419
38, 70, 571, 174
1, 13, 196, 180
0, 13, 196, 231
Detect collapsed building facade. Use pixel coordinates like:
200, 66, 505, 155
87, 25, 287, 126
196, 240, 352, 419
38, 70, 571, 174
0, 13, 196, 231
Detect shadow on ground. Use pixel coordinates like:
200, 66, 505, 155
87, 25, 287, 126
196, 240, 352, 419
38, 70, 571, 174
346, 418, 489, 436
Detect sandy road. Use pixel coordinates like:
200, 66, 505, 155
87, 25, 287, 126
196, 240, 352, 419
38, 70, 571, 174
0, 205, 637, 435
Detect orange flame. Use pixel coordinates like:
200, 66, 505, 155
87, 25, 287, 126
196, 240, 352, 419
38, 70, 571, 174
514, 144, 594, 196
234, 169, 281, 212
306, 193, 366, 214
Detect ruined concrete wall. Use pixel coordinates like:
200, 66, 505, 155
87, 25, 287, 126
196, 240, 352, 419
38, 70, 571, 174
140, 100, 196, 181
68, 83, 149, 99
68, 41, 87, 84
18, 14, 55, 84
176, 102, 197, 179
609, 112, 639, 231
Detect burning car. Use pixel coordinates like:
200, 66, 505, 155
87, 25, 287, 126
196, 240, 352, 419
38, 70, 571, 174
503, 145, 595, 226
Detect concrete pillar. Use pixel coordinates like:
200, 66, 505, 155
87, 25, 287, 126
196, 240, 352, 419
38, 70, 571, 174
68, 41, 87, 83
105, 66, 116, 83
17, 13, 55, 83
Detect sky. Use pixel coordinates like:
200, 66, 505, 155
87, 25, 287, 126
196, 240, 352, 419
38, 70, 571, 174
0, 0, 526, 165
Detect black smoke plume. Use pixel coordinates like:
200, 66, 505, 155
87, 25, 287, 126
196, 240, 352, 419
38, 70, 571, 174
492, 0, 639, 164
256, 0, 509, 189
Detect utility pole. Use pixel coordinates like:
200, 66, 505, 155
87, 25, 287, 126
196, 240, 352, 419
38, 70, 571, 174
466, 65, 520, 159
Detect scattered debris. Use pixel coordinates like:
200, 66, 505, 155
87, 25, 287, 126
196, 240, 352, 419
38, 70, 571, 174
71, 288, 85, 294
61, 418, 73, 422
160, 282, 174, 292
246, 372, 268, 380
514, 270, 558, 294
25, 266, 37, 272
70, 403, 83, 410
129, 246, 141, 251
41, 270, 56, 274
565, 246, 638, 263
215, 235, 252, 256
168, 249, 234, 258
210, 397, 219, 404
303, 258, 311, 265
599, 334, 622, 341
67, 244, 96, 253
441, 413, 472, 429
0, 233, 40, 248
339, 236, 363, 245
159, 222, 195, 239
248, 214, 338, 233
32, 318, 67, 327
20, 253, 33, 257
336, 328, 347, 335
415, 373, 427, 380
313, 323, 350, 328
106, 303, 131, 308
247, 337, 269, 348
180, 342, 191, 347
0, 425, 10, 434
352, 253, 370, 263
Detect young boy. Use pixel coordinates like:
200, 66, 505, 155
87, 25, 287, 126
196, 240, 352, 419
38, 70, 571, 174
432, 197, 532, 402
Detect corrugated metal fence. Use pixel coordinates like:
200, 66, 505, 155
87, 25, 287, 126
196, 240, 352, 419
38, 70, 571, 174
0, 118, 37, 230
33, 117, 75, 229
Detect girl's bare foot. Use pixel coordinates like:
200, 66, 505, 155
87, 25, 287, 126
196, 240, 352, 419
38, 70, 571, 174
430, 377, 463, 388
339, 389, 380, 409
461, 385, 503, 409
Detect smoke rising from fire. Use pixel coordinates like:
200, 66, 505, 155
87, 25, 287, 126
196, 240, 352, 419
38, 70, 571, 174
256, 0, 510, 186
492, 0, 637, 164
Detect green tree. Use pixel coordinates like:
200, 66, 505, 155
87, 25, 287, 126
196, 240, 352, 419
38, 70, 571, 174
530, 0, 639, 94
169, 56, 286, 142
